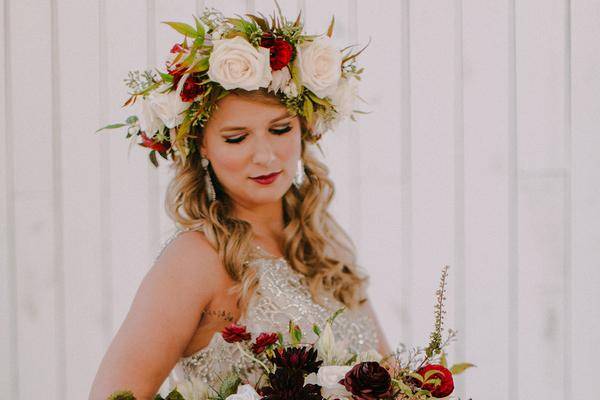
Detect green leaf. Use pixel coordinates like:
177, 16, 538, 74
157, 70, 173, 83
307, 92, 331, 107
193, 15, 205, 39
423, 369, 444, 381
407, 372, 424, 383
312, 324, 321, 337
277, 332, 284, 346
289, 321, 302, 345
302, 98, 314, 125
164, 388, 185, 400
450, 362, 476, 375
326, 15, 335, 38
162, 21, 197, 38
149, 150, 159, 167
218, 373, 241, 399
107, 390, 136, 400
125, 115, 139, 124
96, 123, 127, 133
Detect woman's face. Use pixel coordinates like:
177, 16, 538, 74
201, 93, 302, 208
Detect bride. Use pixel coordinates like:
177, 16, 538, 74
89, 8, 390, 400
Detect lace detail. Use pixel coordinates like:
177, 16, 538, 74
156, 228, 379, 391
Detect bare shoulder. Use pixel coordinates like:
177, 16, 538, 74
88, 230, 226, 400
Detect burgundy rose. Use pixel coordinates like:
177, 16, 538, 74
260, 33, 293, 71
252, 332, 279, 354
221, 323, 251, 343
139, 131, 170, 153
339, 361, 393, 400
416, 364, 454, 398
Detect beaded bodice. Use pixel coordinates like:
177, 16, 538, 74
156, 229, 379, 393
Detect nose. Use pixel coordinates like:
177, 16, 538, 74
251, 134, 276, 166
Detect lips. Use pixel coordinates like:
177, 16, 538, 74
251, 171, 281, 179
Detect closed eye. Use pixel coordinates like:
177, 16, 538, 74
224, 124, 293, 144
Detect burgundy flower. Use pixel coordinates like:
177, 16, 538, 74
251, 332, 279, 354
261, 368, 323, 400
416, 364, 454, 398
270, 347, 322, 374
221, 323, 251, 343
139, 131, 170, 153
179, 73, 204, 102
339, 362, 393, 400
260, 33, 293, 71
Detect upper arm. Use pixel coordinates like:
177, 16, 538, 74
89, 231, 222, 400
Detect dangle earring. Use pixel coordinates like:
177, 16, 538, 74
292, 158, 305, 189
201, 156, 216, 203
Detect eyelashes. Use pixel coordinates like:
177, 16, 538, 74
224, 125, 293, 144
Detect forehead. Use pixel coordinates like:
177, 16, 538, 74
206, 94, 293, 130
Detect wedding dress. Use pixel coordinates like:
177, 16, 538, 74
155, 228, 380, 395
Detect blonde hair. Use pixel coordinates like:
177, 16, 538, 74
165, 88, 368, 317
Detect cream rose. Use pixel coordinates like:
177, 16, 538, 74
294, 36, 342, 98
148, 83, 189, 129
208, 36, 272, 91
317, 365, 353, 399
225, 384, 261, 400
137, 96, 164, 135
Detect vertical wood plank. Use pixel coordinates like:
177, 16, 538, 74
104, 0, 153, 334
408, 0, 457, 358
571, 1, 600, 399
10, 0, 59, 398
353, 0, 405, 344
0, 0, 18, 397
462, 1, 511, 398
55, 1, 106, 398
515, 1, 568, 399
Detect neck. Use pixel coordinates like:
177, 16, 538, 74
232, 199, 285, 244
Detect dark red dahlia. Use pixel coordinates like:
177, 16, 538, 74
261, 368, 323, 400
270, 346, 322, 374
221, 323, 251, 343
179, 74, 204, 102
139, 131, 170, 153
339, 361, 393, 400
416, 364, 454, 398
260, 32, 293, 71
251, 332, 279, 354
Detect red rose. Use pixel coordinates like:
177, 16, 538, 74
221, 323, 251, 343
416, 364, 454, 398
251, 332, 278, 354
260, 33, 293, 71
139, 131, 170, 153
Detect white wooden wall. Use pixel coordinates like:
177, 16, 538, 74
1, 1, 599, 399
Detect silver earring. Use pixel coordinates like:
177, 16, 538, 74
201, 156, 216, 203
293, 159, 305, 189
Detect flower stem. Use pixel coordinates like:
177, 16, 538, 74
236, 342, 273, 374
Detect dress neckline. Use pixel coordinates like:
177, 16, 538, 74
253, 244, 286, 261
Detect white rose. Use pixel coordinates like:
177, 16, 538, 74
317, 365, 353, 399
294, 36, 342, 98
149, 84, 189, 129
330, 76, 359, 118
315, 322, 350, 365
208, 36, 272, 91
225, 384, 261, 400
268, 67, 291, 94
137, 96, 165, 135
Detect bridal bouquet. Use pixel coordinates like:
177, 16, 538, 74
108, 266, 474, 400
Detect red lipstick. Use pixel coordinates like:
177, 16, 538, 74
250, 171, 281, 185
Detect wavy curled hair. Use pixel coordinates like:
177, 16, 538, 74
165, 88, 368, 317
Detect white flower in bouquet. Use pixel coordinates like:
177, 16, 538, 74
316, 365, 353, 399
330, 76, 359, 119
356, 348, 383, 363
137, 96, 165, 135
268, 67, 291, 94
208, 36, 272, 91
173, 377, 210, 400
225, 383, 261, 400
294, 36, 342, 98
148, 84, 189, 129
282, 80, 299, 98
314, 322, 350, 365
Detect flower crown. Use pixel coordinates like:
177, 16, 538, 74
97, 5, 369, 167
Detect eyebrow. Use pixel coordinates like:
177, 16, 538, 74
219, 112, 293, 133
